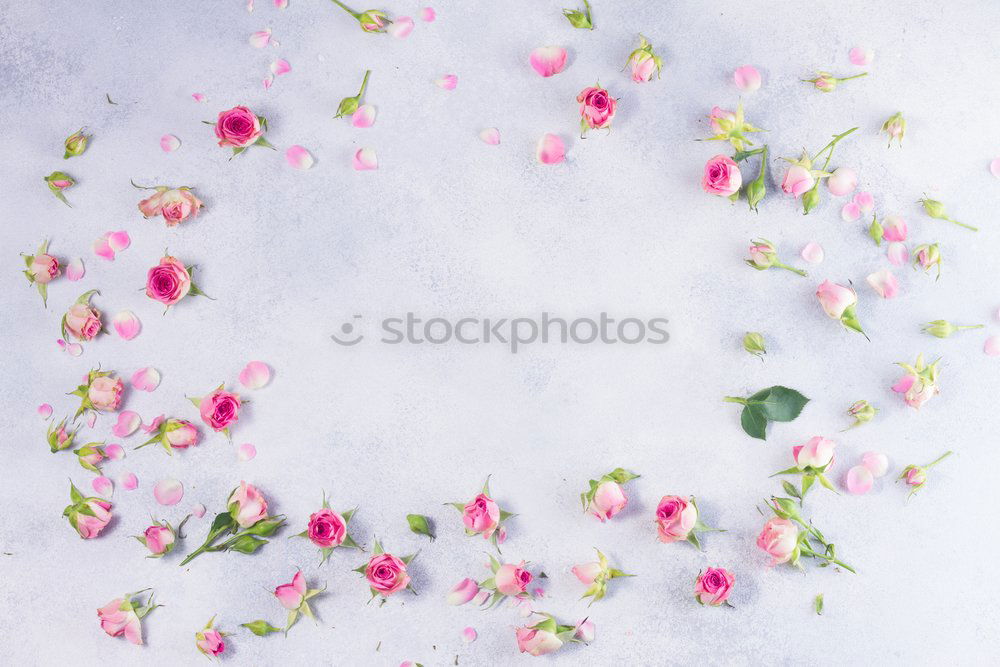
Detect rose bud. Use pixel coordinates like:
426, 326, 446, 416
447, 578, 480, 606
846, 400, 877, 428
21, 239, 61, 306
136, 517, 188, 557
892, 354, 941, 410
515, 617, 564, 657
745, 146, 768, 211
706, 103, 763, 150
138, 417, 199, 455
562, 1, 593, 29
577, 84, 617, 135
335, 70, 371, 118
802, 71, 868, 92
922, 319, 984, 339
74, 443, 106, 473
298, 495, 360, 564
62, 290, 103, 342
756, 517, 800, 565
694, 567, 735, 606
815, 280, 866, 336
495, 561, 533, 596
64, 127, 90, 158
329, 1, 391, 33
146, 255, 206, 308
582, 468, 639, 521
747, 239, 807, 276
572, 548, 632, 604
918, 197, 977, 231
137, 186, 203, 227
195, 618, 227, 658
655, 495, 697, 543
45, 170, 75, 206
98, 591, 159, 645
47, 417, 78, 453
359, 544, 414, 598
781, 164, 815, 198
702, 154, 742, 196
880, 112, 906, 146
869, 215, 884, 245
451, 477, 513, 546
89, 375, 124, 412
793, 436, 835, 470
898, 451, 953, 498
214, 105, 272, 155
198, 386, 242, 433
625, 35, 663, 83
274, 571, 325, 632
743, 332, 766, 358
228, 481, 268, 527
913, 242, 943, 278
63, 482, 113, 539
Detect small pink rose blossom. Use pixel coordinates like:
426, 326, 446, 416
199, 388, 241, 432
815, 280, 857, 319
694, 567, 735, 606
495, 562, 532, 596
577, 85, 616, 133
702, 154, 742, 196
892, 354, 940, 409
793, 436, 835, 469
365, 553, 410, 596
146, 256, 192, 306
462, 493, 500, 539
655, 495, 697, 543
88, 375, 124, 412
275, 571, 307, 610
589, 480, 627, 521
214, 106, 263, 148
228, 481, 268, 527
195, 627, 226, 657
756, 518, 799, 565
781, 165, 815, 197
307, 508, 347, 548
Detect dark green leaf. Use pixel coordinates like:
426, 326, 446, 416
740, 405, 768, 440
782, 480, 802, 499
748, 386, 809, 422
228, 534, 267, 554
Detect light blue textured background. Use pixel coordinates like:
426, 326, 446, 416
1, 0, 999, 664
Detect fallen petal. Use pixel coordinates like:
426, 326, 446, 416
861, 451, 889, 477
840, 202, 861, 222
352, 104, 377, 128
113, 311, 141, 341
93, 476, 114, 497
247, 0, 254, 11
529, 46, 568, 78
447, 578, 479, 605
160, 134, 181, 152
854, 191, 874, 213
887, 242, 909, 266
263, 75, 274, 90
66, 343, 83, 357
105, 444, 124, 461
462, 627, 477, 643
866, 268, 899, 299
119, 472, 138, 490
478, 127, 500, 145
472, 589, 490, 605
154, 478, 184, 506
239, 361, 272, 389
849, 46, 874, 66
285, 145, 314, 170
845, 465, 874, 494
112, 411, 142, 438
86, 411, 98, 428
434, 74, 457, 90
275, 0, 288, 7
192, 93, 206, 102
93, 236, 115, 261
131, 367, 161, 392
66, 258, 85, 281
249, 29, 272, 48
387, 16, 414, 39
142, 415, 164, 434
271, 59, 291, 76
985, 335, 1000, 357
801, 242, 824, 264
38, 403, 53, 419
353, 148, 378, 171
990, 158, 1000, 179
733, 65, 761, 92
108, 231, 130, 252
192, 503, 207, 518
420, 7, 435, 21
536, 133, 565, 165
237, 443, 257, 462
826, 167, 857, 196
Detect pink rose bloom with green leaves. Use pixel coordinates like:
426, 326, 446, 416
200, 389, 241, 431
143, 524, 175, 556
793, 436, 835, 469
307, 508, 347, 548
702, 155, 742, 196
228, 481, 268, 527
756, 518, 799, 565
29, 254, 60, 283
139, 188, 203, 227
365, 553, 410, 596
694, 567, 735, 606
196, 628, 225, 657
97, 598, 143, 644
577, 85, 616, 131
214, 106, 262, 148
88, 375, 123, 412
655, 495, 698, 543
495, 561, 533, 596
462, 493, 500, 538
64, 302, 102, 341
165, 419, 199, 448
146, 256, 192, 306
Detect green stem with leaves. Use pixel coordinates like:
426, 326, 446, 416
814, 127, 859, 169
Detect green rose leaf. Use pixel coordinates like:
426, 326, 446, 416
241, 619, 283, 636
727, 386, 809, 440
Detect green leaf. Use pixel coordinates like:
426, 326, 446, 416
748, 386, 809, 422
406, 514, 434, 541
210, 512, 235, 534
814, 593, 824, 615
228, 534, 268, 554
241, 619, 283, 636
781, 480, 801, 499
740, 405, 768, 440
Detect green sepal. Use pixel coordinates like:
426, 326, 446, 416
241, 619, 283, 636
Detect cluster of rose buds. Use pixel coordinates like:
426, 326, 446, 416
180, 482, 285, 565
625, 35, 663, 82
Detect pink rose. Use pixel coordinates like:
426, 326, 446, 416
905, 467, 926, 486
365, 553, 410, 596
495, 561, 532, 596
577, 85, 617, 131
146, 256, 192, 306
275, 570, 307, 610
164, 419, 199, 448
143, 524, 175, 555
793, 436, 835, 469
72, 498, 113, 539
97, 598, 143, 645
515, 627, 563, 656
29, 254, 60, 283
589, 480, 627, 521
815, 280, 857, 319
196, 628, 226, 657
756, 518, 799, 565
655, 495, 697, 543
139, 188, 203, 227
307, 508, 347, 548
462, 493, 500, 538
214, 106, 263, 148
88, 375, 123, 412
709, 106, 736, 134
702, 155, 742, 196
200, 389, 241, 432
571, 561, 603, 586
694, 567, 735, 606
228, 481, 268, 527
781, 165, 815, 197
64, 302, 102, 341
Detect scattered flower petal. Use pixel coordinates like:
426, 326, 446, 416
862, 451, 889, 477
105, 444, 124, 461
275, 0, 287, 8
263, 74, 274, 90
575, 618, 596, 643
239, 361, 272, 389
192, 503, 207, 518
93, 476, 113, 497
108, 231, 130, 252
250, 29, 271, 48
192, 93, 206, 102
388, 16, 414, 39
826, 167, 857, 196
86, 411, 98, 428
352, 104, 377, 128
985, 335, 1000, 357
462, 627, 477, 643
112, 411, 142, 438
247, 0, 254, 12
271, 59, 291, 76
866, 268, 899, 299
841, 202, 861, 222
57, 338, 84, 357
237, 443, 257, 462
849, 46, 874, 66
479, 127, 500, 145
447, 578, 479, 605
38, 403, 53, 419
420, 7, 435, 21
353, 148, 378, 171
733, 65, 761, 92
845, 465, 874, 494
160, 134, 181, 152
887, 242, 909, 266
131, 367, 161, 392
93, 236, 115, 261
285, 145, 314, 170
801, 242, 824, 264
66, 258, 85, 281
113, 311, 142, 341
142, 415, 164, 434
529, 46, 568, 78
536, 133, 565, 165
472, 589, 490, 605
154, 478, 184, 506
990, 158, 1000, 179
854, 191, 875, 213
119, 472, 138, 490
434, 74, 457, 90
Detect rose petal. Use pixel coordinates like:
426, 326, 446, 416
985, 335, 1000, 357
854, 191, 874, 213
387, 16, 414, 39
840, 202, 861, 222
801, 242, 824, 264
131, 367, 161, 392
472, 589, 490, 605
462, 627, 477, 643
247, 0, 254, 12
990, 158, 1000, 179
142, 415, 164, 434
479, 128, 500, 145
861, 451, 889, 478
113, 311, 141, 341
112, 411, 142, 438
275, 0, 288, 7
263, 75, 274, 90
434, 74, 457, 90
529, 46, 568, 78
845, 465, 874, 494
849, 46, 874, 66
237, 443, 257, 462
352, 105, 377, 128
420, 7, 435, 21
38, 403, 53, 419
285, 145, 314, 170
154, 478, 184, 506
271, 59, 291, 76
866, 268, 899, 299
249, 29, 271, 48
887, 242, 909, 266
192, 93, 206, 102
119, 472, 138, 490
536, 133, 565, 165
65, 258, 85, 281
192, 503, 207, 518
108, 231, 130, 252
733, 65, 761, 92
160, 134, 181, 152
93, 236, 115, 261
86, 411, 98, 428
353, 148, 378, 171
92, 476, 113, 497
239, 361, 271, 389
826, 167, 857, 196
105, 444, 124, 461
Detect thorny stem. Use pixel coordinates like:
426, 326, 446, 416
813, 127, 859, 169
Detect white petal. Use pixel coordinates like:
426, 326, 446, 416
154, 478, 184, 505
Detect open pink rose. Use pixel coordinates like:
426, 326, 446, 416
577, 85, 616, 131
146, 256, 192, 306
516, 627, 562, 656
793, 436, 835, 469
139, 188, 203, 227
143, 524, 175, 555
702, 155, 742, 196
88, 376, 123, 412
462, 493, 500, 538
495, 562, 532, 596
307, 508, 347, 548
815, 280, 857, 319
694, 567, 735, 606
589, 480, 627, 521
782, 165, 815, 197
214, 106, 262, 148
200, 389, 241, 432
275, 570, 307, 610
98, 598, 143, 645
165, 419, 199, 448
228, 481, 268, 527
29, 254, 60, 283
756, 518, 799, 565
655, 495, 697, 543
365, 553, 410, 596
65, 302, 102, 341
196, 628, 225, 657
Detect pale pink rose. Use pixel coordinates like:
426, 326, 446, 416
733, 65, 761, 92
447, 578, 480, 605
307, 508, 346, 548
143, 524, 175, 555
655, 495, 697, 543
815, 280, 857, 319
882, 215, 908, 242
571, 561, 603, 585
139, 188, 203, 227
196, 628, 226, 657
782, 165, 815, 197
214, 106, 263, 148
275, 570, 307, 609
516, 627, 563, 656
577, 86, 616, 130
709, 106, 735, 134
200, 389, 241, 432
891, 373, 937, 409
74, 498, 113, 539
694, 567, 735, 606
702, 154, 742, 196
146, 256, 192, 306
589, 480, 627, 521
89, 376, 124, 411
529, 46, 567, 78
228, 481, 267, 527
629, 52, 657, 82
905, 467, 926, 486
65, 302, 102, 341
164, 419, 199, 448
495, 562, 532, 596
756, 518, 799, 565
365, 553, 410, 596
462, 493, 500, 538
98, 598, 143, 644
29, 254, 61, 283
792, 436, 835, 469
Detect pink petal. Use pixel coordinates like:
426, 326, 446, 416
160, 134, 181, 152
472, 589, 490, 606
854, 191, 875, 213
247, 0, 254, 12
985, 335, 1000, 357
38, 404, 53, 419
249, 29, 272, 48
866, 268, 899, 299
801, 242, 824, 264
119, 472, 138, 490
434, 74, 458, 90
352, 104, 377, 128
108, 231, 130, 252
105, 444, 124, 461
112, 411, 142, 438
142, 415, 164, 434
387, 16, 414, 39
66, 343, 83, 357
237, 443, 257, 462
990, 158, 1000, 179
529, 46, 568, 78
271, 59, 291, 76
285, 145, 314, 170
841, 202, 861, 221
353, 148, 378, 171
154, 478, 184, 506
93, 476, 114, 497
263, 75, 274, 90
66, 258, 85, 281
845, 465, 874, 494
849, 46, 874, 66
131, 367, 160, 392
86, 411, 98, 428
862, 451, 889, 478
479, 128, 500, 145
536, 133, 565, 165
420, 7, 435, 21
239, 361, 272, 389
461, 627, 477, 643
192, 93, 206, 102
93, 236, 115, 261
826, 167, 857, 196
192, 503, 207, 518
887, 242, 909, 266
733, 65, 762, 92
275, 0, 288, 8
892, 375, 916, 394
113, 311, 141, 341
